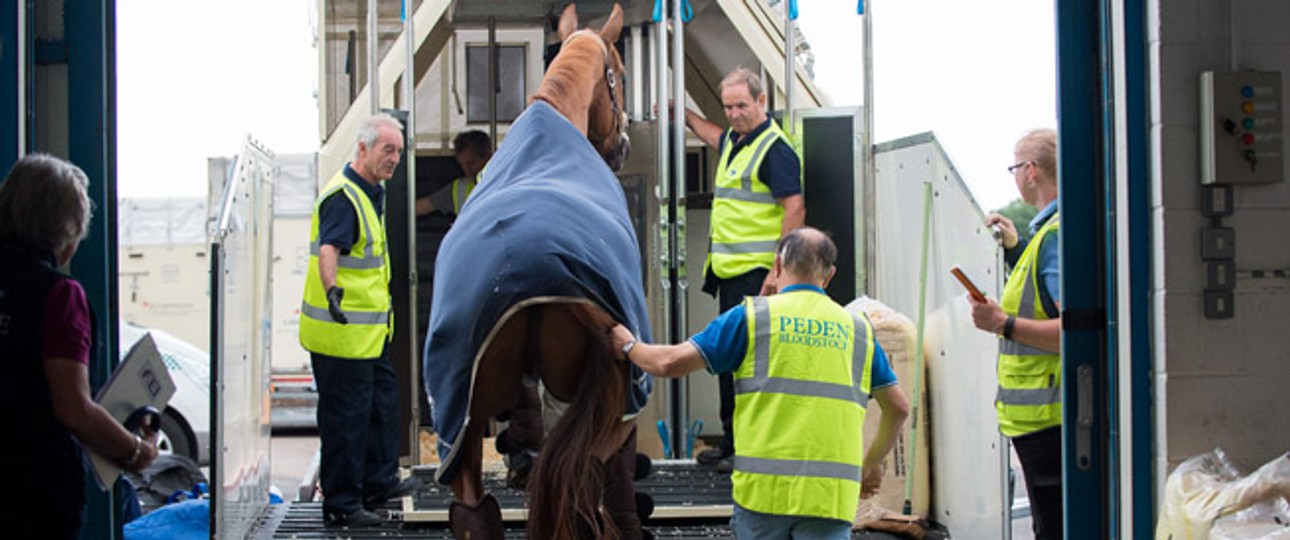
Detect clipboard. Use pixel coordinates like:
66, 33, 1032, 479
87, 332, 176, 490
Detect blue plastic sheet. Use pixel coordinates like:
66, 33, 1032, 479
123, 499, 208, 540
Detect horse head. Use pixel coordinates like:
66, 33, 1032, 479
539, 3, 631, 171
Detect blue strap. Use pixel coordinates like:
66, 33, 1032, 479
686, 419, 704, 458
858, 0, 865, 15
788, 0, 798, 20
653, 0, 694, 23
656, 419, 673, 458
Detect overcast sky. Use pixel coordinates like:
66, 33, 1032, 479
116, 0, 1055, 211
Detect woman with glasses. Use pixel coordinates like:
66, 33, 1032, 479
969, 128, 1063, 540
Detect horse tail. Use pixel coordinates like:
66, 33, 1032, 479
527, 327, 627, 540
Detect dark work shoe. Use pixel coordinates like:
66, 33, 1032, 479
695, 446, 733, 466
364, 476, 423, 509
324, 507, 382, 528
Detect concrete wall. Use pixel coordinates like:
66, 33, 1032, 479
1152, 0, 1290, 480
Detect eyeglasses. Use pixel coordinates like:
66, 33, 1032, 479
1007, 161, 1031, 174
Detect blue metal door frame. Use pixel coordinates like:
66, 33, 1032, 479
1120, 0, 1155, 536
1056, 0, 1154, 537
0, 1, 18, 167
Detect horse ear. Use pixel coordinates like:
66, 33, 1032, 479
600, 4, 623, 45
558, 4, 579, 41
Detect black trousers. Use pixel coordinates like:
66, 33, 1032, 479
711, 268, 769, 454
1013, 426, 1063, 540
312, 348, 401, 514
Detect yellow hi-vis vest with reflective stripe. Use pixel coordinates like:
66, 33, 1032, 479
706, 120, 793, 279
997, 213, 1062, 437
298, 170, 392, 359
732, 291, 875, 523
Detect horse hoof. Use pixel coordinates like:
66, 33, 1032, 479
635, 491, 654, 520
448, 493, 505, 540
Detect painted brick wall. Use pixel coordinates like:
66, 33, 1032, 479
1152, 0, 1290, 481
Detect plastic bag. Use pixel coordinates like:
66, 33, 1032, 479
1156, 448, 1290, 540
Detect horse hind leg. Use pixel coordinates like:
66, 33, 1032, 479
495, 308, 547, 490
449, 308, 536, 540
448, 421, 505, 540
601, 424, 652, 540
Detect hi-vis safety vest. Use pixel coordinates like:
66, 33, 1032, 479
449, 175, 477, 215
996, 213, 1062, 437
298, 171, 392, 359
706, 120, 794, 279
732, 291, 875, 523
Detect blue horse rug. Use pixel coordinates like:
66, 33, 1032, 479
423, 101, 652, 483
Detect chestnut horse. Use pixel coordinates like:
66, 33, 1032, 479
422, 4, 651, 539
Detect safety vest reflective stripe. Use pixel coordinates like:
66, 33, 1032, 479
734, 134, 780, 190
734, 455, 862, 482
999, 339, 1054, 357
736, 297, 870, 408
997, 386, 1062, 406
713, 186, 777, 205
298, 302, 390, 325
308, 243, 384, 269
709, 240, 779, 255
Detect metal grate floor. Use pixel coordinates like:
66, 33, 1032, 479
249, 460, 949, 539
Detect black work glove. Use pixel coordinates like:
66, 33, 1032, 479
326, 286, 348, 324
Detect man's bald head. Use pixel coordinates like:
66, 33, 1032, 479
775, 227, 837, 283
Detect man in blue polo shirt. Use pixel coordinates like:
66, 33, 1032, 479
611, 227, 909, 538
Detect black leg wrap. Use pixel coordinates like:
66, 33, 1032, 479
634, 453, 652, 481
603, 427, 645, 540
449, 493, 505, 540
502, 384, 544, 490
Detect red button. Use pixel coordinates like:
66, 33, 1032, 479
1242, 133, 1255, 145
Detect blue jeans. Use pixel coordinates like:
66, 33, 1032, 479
730, 505, 852, 540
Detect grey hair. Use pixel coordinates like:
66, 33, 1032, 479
776, 227, 837, 282
356, 113, 405, 154
720, 67, 764, 100
0, 153, 93, 254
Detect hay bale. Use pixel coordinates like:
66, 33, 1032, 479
845, 296, 931, 526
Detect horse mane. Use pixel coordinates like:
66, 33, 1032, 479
529, 35, 606, 138
526, 327, 628, 539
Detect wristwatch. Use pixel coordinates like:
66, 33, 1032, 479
621, 338, 637, 359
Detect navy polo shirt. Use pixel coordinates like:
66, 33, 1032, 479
717, 118, 802, 199
317, 164, 385, 254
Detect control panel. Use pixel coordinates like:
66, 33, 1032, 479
1200, 71, 1284, 185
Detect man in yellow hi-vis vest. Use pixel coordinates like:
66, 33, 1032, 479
299, 114, 419, 528
611, 228, 909, 538
683, 68, 806, 471
415, 130, 492, 218
968, 128, 1063, 540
